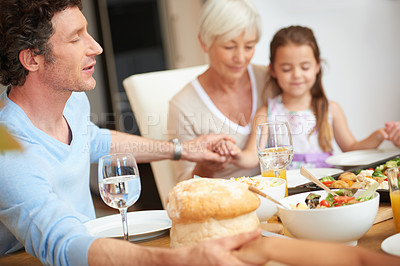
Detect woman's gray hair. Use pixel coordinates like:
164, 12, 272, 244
198, 0, 261, 49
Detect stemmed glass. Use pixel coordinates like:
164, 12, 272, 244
257, 122, 293, 196
98, 153, 141, 241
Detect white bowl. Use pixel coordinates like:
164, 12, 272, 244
253, 177, 286, 221
277, 190, 380, 243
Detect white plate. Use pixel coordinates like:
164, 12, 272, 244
325, 148, 400, 167
286, 168, 343, 188
84, 210, 171, 242
381, 233, 400, 256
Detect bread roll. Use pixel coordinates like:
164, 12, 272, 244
166, 178, 260, 247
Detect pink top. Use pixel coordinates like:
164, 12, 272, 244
267, 95, 333, 169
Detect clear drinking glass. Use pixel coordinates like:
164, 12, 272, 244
386, 167, 400, 233
98, 153, 141, 241
257, 122, 293, 196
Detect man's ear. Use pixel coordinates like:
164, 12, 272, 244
19, 49, 40, 72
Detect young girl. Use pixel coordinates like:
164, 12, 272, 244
218, 25, 388, 170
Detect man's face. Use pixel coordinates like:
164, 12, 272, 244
41, 6, 103, 92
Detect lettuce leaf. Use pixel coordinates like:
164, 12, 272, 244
356, 183, 379, 202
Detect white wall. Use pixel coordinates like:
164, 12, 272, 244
251, 0, 400, 152
159, 0, 207, 68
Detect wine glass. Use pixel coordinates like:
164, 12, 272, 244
98, 153, 141, 241
257, 122, 293, 196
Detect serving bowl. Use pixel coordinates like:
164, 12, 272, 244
277, 189, 379, 243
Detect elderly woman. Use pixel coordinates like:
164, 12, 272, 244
168, 0, 272, 182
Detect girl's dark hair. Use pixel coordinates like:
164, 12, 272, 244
266, 25, 333, 152
0, 0, 83, 86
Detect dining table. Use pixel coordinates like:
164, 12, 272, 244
0, 201, 396, 266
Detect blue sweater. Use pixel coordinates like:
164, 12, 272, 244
0, 91, 111, 265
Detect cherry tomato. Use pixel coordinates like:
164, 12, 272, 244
322, 181, 334, 187
333, 196, 355, 204
320, 200, 331, 207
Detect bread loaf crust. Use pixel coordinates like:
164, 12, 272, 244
166, 178, 260, 223
170, 211, 260, 247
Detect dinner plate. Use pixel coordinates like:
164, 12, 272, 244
84, 210, 171, 242
325, 148, 400, 167
286, 168, 343, 188
381, 233, 400, 256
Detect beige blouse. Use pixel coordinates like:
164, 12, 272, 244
168, 64, 272, 183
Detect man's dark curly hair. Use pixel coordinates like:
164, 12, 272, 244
0, 0, 83, 86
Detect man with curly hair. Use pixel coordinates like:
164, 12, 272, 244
0, 0, 259, 265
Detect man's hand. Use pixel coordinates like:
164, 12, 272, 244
181, 134, 236, 163
181, 229, 262, 266
234, 236, 270, 265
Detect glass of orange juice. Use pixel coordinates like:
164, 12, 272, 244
257, 122, 293, 197
387, 167, 400, 233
